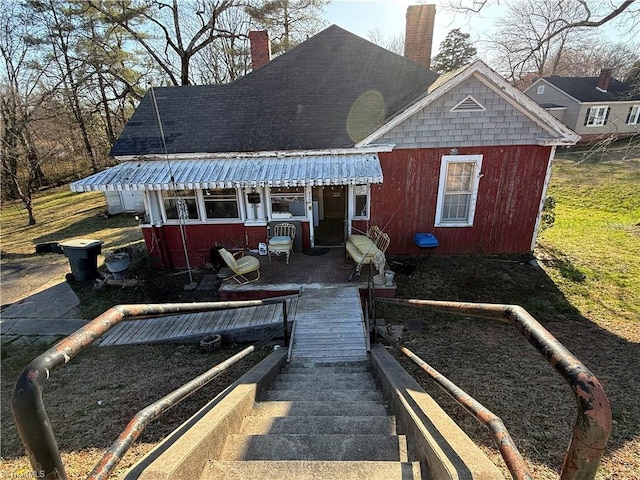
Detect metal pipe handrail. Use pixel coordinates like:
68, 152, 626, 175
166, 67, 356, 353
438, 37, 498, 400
379, 328, 532, 479
87, 345, 256, 480
374, 298, 612, 480
12, 299, 288, 480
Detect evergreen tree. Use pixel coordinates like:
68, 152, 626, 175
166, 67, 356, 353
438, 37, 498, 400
431, 28, 477, 74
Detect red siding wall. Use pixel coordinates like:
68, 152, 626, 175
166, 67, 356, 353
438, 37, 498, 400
143, 223, 248, 268
142, 221, 312, 268
142, 144, 551, 268
371, 145, 551, 255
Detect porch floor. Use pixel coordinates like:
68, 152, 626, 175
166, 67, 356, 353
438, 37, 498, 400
218, 247, 395, 298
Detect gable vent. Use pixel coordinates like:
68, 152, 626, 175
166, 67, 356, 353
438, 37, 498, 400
451, 95, 486, 112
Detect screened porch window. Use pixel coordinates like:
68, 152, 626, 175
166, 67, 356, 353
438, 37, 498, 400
353, 185, 369, 219
204, 188, 239, 219
270, 187, 305, 218
435, 155, 483, 227
162, 189, 199, 220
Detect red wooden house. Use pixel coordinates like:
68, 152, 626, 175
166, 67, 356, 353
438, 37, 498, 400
71, 5, 579, 268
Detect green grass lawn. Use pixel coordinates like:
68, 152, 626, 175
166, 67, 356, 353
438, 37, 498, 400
539, 147, 640, 331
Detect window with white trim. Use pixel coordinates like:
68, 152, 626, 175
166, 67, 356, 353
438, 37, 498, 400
161, 189, 199, 221
270, 187, 306, 218
537, 85, 545, 94
203, 188, 239, 219
435, 155, 483, 227
584, 106, 609, 126
626, 105, 640, 125
353, 185, 369, 219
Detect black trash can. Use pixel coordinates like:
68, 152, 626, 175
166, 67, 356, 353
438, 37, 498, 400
59, 239, 104, 281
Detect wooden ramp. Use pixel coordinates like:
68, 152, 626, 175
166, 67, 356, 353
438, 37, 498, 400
99, 297, 298, 346
289, 286, 367, 363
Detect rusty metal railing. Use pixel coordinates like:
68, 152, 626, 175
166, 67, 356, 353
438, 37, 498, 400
12, 299, 289, 480
374, 298, 612, 480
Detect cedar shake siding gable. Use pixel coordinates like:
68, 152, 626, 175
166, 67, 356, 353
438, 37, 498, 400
378, 77, 552, 148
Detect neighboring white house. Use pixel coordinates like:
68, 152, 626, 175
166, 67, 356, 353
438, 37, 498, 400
525, 69, 640, 143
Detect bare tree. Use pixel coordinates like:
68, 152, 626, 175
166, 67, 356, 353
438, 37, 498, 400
367, 28, 404, 56
192, 6, 252, 84
448, 0, 638, 37
554, 41, 639, 78
0, 2, 53, 223
488, 0, 594, 81
87, 0, 240, 86
246, 0, 330, 55
25, 0, 104, 173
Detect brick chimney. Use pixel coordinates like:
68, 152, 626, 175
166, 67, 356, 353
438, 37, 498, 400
249, 30, 271, 70
404, 4, 437, 70
596, 68, 612, 92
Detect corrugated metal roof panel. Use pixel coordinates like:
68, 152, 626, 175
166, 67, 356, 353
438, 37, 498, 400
70, 154, 383, 192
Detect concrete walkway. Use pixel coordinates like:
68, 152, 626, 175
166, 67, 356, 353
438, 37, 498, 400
1, 281, 87, 341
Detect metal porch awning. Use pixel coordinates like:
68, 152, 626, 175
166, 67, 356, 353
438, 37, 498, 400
70, 154, 383, 192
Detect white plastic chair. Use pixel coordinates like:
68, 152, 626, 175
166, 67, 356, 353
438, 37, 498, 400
268, 223, 296, 264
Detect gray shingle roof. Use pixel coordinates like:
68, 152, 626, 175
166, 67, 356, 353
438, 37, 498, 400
544, 76, 640, 103
110, 25, 438, 157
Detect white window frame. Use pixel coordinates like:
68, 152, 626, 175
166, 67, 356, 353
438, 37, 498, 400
435, 154, 483, 227
627, 105, 640, 125
585, 106, 609, 126
268, 186, 307, 220
160, 189, 200, 223
202, 188, 241, 221
351, 184, 370, 220
537, 85, 545, 95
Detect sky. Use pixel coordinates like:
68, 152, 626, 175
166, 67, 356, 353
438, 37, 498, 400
324, 0, 503, 56
323, 0, 637, 59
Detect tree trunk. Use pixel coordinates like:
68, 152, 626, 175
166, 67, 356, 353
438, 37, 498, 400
181, 55, 190, 85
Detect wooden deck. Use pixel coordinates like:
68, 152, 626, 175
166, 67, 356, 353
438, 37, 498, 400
98, 297, 298, 346
289, 286, 368, 363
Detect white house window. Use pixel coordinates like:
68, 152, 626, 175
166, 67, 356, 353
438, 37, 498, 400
626, 105, 640, 125
353, 185, 369, 219
537, 85, 545, 94
435, 155, 483, 227
203, 188, 239, 219
162, 189, 199, 221
584, 106, 610, 126
270, 187, 306, 218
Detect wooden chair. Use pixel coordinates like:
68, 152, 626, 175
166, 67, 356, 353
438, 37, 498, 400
268, 222, 296, 264
219, 248, 261, 285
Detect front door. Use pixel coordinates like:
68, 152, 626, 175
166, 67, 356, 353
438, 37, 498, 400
313, 186, 346, 246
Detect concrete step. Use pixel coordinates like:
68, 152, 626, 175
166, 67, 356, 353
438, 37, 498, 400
265, 388, 382, 402
219, 434, 404, 461
240, 415, 396, 435
252, 400, 387, 417
270, 378, 377, 390
277, 372, 374, 382
289, 354, 369, 363
285, 362, 370, 373
201, 460, 422, 480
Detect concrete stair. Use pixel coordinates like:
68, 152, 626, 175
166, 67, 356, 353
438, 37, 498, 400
201, 361, 422, 480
